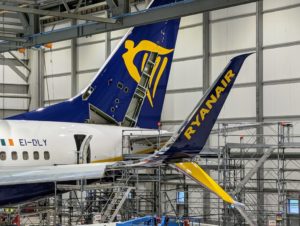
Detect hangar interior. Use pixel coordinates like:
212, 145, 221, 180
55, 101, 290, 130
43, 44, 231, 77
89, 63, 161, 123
0, 0, 300, 226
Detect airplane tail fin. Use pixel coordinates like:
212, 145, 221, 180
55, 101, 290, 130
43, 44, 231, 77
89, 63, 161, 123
132, 54, 252, 205
8, 0, 180, 129
143, 53, 252, 162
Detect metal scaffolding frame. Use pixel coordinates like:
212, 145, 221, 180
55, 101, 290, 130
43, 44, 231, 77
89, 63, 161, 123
0, 122, 299, 226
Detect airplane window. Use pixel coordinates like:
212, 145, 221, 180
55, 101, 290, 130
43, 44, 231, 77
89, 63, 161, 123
11, 152, 18, 160
33, 151, 39, 160
23, 151, 29, 160
44, 151, 50, 160
0, 152, 6, 160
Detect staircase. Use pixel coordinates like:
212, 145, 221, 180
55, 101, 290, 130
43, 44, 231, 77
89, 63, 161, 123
100, 186, 134, 223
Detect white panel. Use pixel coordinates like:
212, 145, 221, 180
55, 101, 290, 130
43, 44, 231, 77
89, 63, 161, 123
0, 98, 28, 110
111, 29, 129, 39
211, 16, 256, 53
219, 87, 256, 118
210, 3, 256, 20
174, 26, 203, 59
78, 72, 96, 91
180, 14, 202, 27
264, 83, 300, 116
211, 53, 256, 84
44, 49, 71, 75
264, 46, 300, 81
264, 0, 300, 10
168, 59, 203, 90
44, 76, 71, 101
264, 7, 300, 46
52, 40, 71, 49
77, 42, 105, 71
111, 39, 122, 52
77, 34, 106, 44
0, 66, 28, 84
161, 91, 202, 121
4, 51, 26, 59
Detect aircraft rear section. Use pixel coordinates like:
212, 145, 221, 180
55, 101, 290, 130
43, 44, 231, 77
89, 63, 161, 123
0, 0, 298, 225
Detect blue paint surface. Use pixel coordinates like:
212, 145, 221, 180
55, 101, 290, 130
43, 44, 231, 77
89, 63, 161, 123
8, 0, 181, 129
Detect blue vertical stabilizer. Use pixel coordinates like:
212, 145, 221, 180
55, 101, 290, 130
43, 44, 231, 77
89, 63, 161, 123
8, 0, 181, 129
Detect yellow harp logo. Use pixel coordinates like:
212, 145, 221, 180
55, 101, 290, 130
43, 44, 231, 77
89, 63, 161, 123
122, 40, 174, 107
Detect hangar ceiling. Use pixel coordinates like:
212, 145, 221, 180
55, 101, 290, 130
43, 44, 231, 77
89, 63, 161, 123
0, 0, 258, 53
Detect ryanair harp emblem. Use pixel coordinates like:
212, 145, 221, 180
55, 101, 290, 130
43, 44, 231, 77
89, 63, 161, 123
122, 40, 174, 107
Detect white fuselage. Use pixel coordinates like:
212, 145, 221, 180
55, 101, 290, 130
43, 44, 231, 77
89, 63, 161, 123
0, 120, 155, 168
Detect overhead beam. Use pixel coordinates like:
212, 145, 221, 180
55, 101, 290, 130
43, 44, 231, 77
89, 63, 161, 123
0, 27, 24, 34
0, 0, 257, 53
0, 36, 27, 42
0, 4, 117, 24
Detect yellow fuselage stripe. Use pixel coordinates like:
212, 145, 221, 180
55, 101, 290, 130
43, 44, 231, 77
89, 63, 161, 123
91, 147, 157, 163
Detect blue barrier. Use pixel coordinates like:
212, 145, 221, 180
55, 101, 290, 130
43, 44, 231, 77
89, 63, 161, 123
116, 216, 155, 226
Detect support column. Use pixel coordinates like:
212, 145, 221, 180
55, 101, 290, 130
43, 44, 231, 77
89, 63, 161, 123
28, 49, 43, 110
27, 4, 41, 110
202, 11, 211, 223
71, 19, 77, 96
37, 49, 44, 108
202, 12, 210, 92
256, 1, 264, 225
105, 11, 111, 59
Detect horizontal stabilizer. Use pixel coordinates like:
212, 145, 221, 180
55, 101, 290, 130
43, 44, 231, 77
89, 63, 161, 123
174, 162, 236, 204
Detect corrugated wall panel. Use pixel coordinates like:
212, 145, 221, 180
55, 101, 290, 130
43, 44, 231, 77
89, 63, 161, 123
44, 76, 71, 101
0, 98, 29, 110
168, 59, 203, 90
211, 54, 256, 84
173, 26, 203, 58
219, 87, 256, 118
211, 16, 256, 53
180, 14, 203, 26
111, 29, 128, 39
264, 7, 300, 45
263, 0, 300, 10
264, 83, 300, 117
44, 49, 71, 75
210, 3, 256, 20
51, 40, 71, 49
78, 72, 96, 91
264, 45, 300, 81
0, 66, 28, 84
161, 91, 202, 121
77, 42, 106, 71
